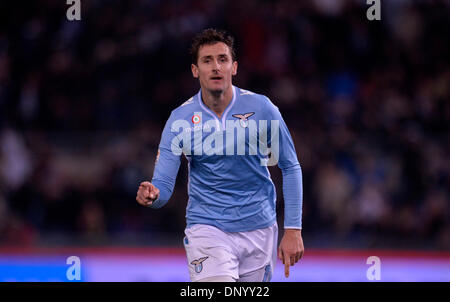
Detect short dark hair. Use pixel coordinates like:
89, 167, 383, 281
190, 28, 236, 65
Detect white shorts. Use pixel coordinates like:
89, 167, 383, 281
183, 222, 278, 282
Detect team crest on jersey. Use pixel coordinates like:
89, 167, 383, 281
232, 112, 255, 128
192, 114, 201, 124
191, 256, 208, 273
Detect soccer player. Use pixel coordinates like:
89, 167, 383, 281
136, 28, 304, 282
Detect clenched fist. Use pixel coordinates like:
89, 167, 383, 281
136, 181, 160, 207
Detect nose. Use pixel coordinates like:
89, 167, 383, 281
212, 59, 220, 71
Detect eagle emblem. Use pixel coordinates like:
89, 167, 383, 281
232, 112, 255, 128
191, 256, 209, 273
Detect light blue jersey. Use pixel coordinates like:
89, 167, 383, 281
150, 86, 303, 232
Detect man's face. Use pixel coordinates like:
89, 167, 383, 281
191, 42, 237, 94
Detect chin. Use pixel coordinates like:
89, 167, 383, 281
209, 88, 223, 97
207, 85, 224, 94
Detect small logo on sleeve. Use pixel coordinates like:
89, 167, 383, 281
191, 256, 209, 273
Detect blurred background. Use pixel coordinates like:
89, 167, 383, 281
0, 0, 449, 281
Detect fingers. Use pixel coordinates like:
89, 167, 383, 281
137, 182, 159, 207
295, 250, 302, 263
149, 186, 160, 200
280, 249, 304, 278
293, 250, 304, 263
298, 249, 304, 262
136, 193, 153, 207
137, 185, 149, 200
139, 183, 150, 198
140, 182, 154, 198
140, 181, 151, 188
284, 253, 290, 278
140, 182, 159, 200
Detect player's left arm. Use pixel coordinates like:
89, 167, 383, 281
266, 98, 304, 278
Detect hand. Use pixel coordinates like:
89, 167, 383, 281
136, 181, 160, 207
278, 229, 304, 278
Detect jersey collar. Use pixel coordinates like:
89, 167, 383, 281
197, 85, 237, 131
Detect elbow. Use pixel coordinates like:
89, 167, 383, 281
280, 162, 302, 175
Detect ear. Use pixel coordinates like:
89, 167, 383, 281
191, 64, 199, 78
232, 61, 238, 76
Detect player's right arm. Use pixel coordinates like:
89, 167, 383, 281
136, 111, 182, 208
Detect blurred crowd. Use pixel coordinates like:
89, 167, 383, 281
0, 0, 449, 249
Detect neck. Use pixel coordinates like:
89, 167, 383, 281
201, 85, 233, 118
